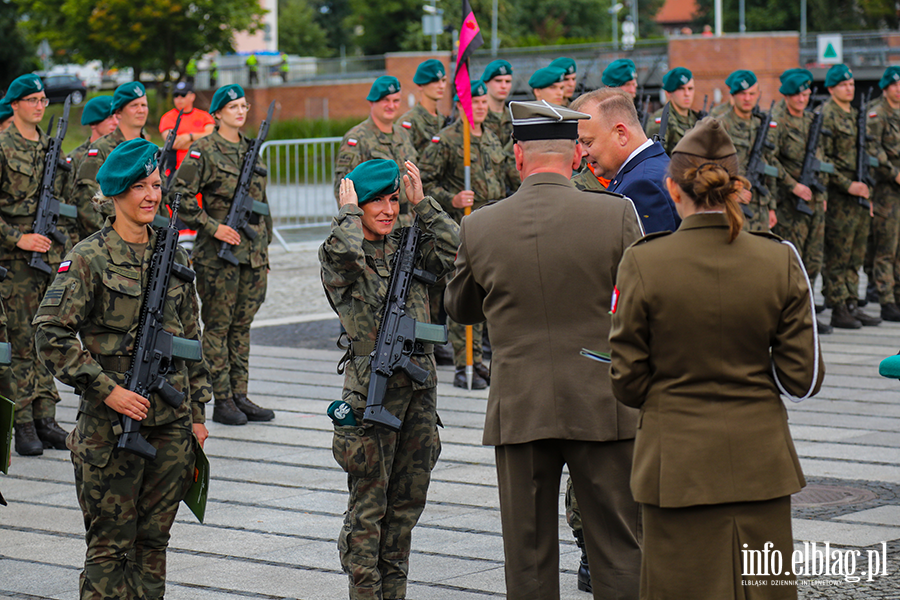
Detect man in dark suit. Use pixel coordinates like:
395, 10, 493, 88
573, 87, 679, 234
444, 100, 643, 600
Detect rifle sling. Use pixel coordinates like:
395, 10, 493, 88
350, 340, 433, 357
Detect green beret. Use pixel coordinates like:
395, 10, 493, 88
779, 69, 813, 96
509, 100, 589, 141
549, 57, 576, 76
345, 159, 400, 205
413, 59, 446, 85
725, 70, 757, 94
662, 67, 693, 93
111, 81, 146, 112
880, 66, 900, 89
672, 117, 737, 159
81, 96, 113, 126
210, 84, 245, 114
529, 66, 566, 90
96, 138, 160, 197
602, 59, 637, 87
825, 64, 853, 88
481, 60, 513, 82
367, 76, 401, 102
3, 74, 44, 102
454, 79, 488, 103
0, 101, 12, 123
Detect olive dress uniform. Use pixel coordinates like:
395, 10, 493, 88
34, 217, 212, 600
609, 213, 825, 599
719, 108, 778, 232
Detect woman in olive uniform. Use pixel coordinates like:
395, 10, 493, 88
170, 84, 274, 425
34, 138, 211, 599
609, 118, 825, 599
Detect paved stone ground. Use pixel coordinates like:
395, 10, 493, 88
2, 240, 900, 599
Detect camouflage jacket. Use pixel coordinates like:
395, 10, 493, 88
0, 125, 73, 262
644, 104, 701, 155
483, 107, 513, 149
398, 104, 447, 155
418, 119, 520, 221
866, 96, 900, 184
821, 97, 859, 194
719, 108, 778, 212
34, 217, 212, 428
769, 100, 828, 204
169, 129, 272, 268
332, 117, 418, 214
66, 138, 94, 243
319, 197, 459, 395
572, 168, 608, 192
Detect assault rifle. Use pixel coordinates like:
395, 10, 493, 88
657, 102, 671, 147
117, 195, 202, 460
363, 217, 447, 431
638, 94, 651, 130
855, 87, 878, 208
744, 101, 780, 220
160, 108, 184, 196
698, 95, 709, 119
30, 94, 77, 274
217, 100, 274, 266
795, 104, 834, 216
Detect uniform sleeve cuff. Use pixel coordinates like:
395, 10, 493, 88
413, 196, 442, 220
91, 372, 118, 407
192, 402, 206, 424
202, 218, 220, 237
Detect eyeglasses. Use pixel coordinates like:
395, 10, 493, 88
226, 103, 251, 112
17, 97, 49, 107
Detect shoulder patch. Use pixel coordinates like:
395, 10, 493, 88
748, 230, 783, 242
632, 230, 673, 246
654, 117, 661, 124
347, 138, 358, 147
87, 148, 99, 157
40, 286, 66, 308
401, 121, 412, 129
769, 121, 777, 128
869, 111, 879, 119
57, 260, 71, 273
189, 150, 201, 159
431, 136, 441, 143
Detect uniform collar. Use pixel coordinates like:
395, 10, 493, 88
521, 171, 575, 188
677, 211, 729, 231
102, 216, 157, 265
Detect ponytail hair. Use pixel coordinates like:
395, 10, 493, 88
669, 152, 749, 243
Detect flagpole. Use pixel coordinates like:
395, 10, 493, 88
463, 111, 473, 390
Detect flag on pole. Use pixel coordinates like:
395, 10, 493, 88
455, 0, 484, 127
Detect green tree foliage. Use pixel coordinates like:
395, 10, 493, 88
1, 1, 39, 89
310, 0, 354, 55
693, 0, 898, 33
279, 0, 331, 56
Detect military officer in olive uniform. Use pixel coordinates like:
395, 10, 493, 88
481, 60, 514, 149
333, 76, 418, 224
398, 59, 448, 154
170, 84, 275, 425
35, 138, 211, 600
645, 67, 702, 155
0, 74, 74, 455
67, 96, 117, 243
549, 57, 578, 106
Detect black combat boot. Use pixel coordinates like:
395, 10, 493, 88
213, 397, 248, 425
816, 318, 833, 334
34, 417, 69, 449
14, 422, 43, 456
233, 393, 275, 422
830, 303, 862, 329
573, 529, 592, 593
848, 302, 882, 326
453, 367, 487, 390
433, 342, 454, 366
473, 362, 491, 385
882, 302, 900, 322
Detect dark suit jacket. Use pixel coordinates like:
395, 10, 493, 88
607, 141, 680, 234
444, 172, 643, 446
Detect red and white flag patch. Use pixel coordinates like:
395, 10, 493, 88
347, 138, 358, 147
431, 136, 441, 143
87, 149, 99, 157
610, 286, 619, 314
769, 121, 778, 128
58, 261, 71, 273
189, 150, 201, 159
869, 111, 879, 119
655, 117, 661, 124
401, 121, 412, 129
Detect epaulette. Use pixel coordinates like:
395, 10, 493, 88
580, 188, 627, 199
632, 230, 672, 246
748, 230, 783, 242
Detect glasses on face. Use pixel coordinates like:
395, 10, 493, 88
226, 103, 251, 112
18, 97, 49, 107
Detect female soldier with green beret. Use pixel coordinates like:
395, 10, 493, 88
169, 84, 275, 425
34, 138, 212, 599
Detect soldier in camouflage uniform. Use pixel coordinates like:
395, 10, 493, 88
67, 96, 117, 243
170, 84, 275, 425
865, 66, 900, 322
0, 101, 12, 133
530, 66, 567, 106
481, 60, 514, 150
34, 138, 212, 600
320, 159, 459, 600
820, 64, 882, 329
420, 80, 519, 389
645, 67, 702, 155
549, 57, 577, 107
398, 60, 448, 154
718, 70, 778, 232
0, 74, 74, 455
333, 77, 418, 225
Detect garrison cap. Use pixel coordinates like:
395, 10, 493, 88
602, 59, 637, 87
672, 117, 736, 159
825, 64, 853, 88
413, 59, 446, 85
454, 79, 488, 103
481, 60, 513, 81
3, 74, 44, 102
345, 159, 400, 205
209, 84, 245, 114
111, 81, 146, 112
725, 70, 757, 94
880, 66, 900, 89
549, 57, 577, 76
367, 76, 401, 102
97, 138, 160, 197
529, 66, 566, 90
509, 100, 589, 141
81, 96, 113, 126
779, 69, 813, 95
0, 101, 12, 123
662, 67, 693, 92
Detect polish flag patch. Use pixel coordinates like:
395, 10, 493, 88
655, 117, 661, 124
87, 149, 99, 157
610, 286, 619, 314
869, 111, 879, 118
431, 136, 441, 143
189, 150, 201, 159
66, 157, 72, 164
769, 121, 778, 128
58, 261, 71, 273
347, 138, 358, 147
401, 121, 412, 129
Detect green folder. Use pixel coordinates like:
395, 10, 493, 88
580, 348, 611, 364
0, 395, 13, 476
183, 436, 209, 523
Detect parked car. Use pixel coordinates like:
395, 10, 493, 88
43, 74, 88, 104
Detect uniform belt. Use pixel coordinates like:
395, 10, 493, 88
350, 340, 433, 356
97, 355, 132, 373
4, 216, 34, 225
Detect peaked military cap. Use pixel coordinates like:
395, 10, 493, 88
209, 84, 245, 114
3, 74, 44, 102
779, 69, 813, 95
602, 59, 637, 87
97, 138, 160, 197
662, 67, 693, 92
549, 57, 577, 76
481, 60, 513, 82
413, 59, 446, 85
367, 76, 401, 102
509, 100, 589, 141
453, 79, 488, 103
824, 64, 853, 88
0, 101, 12, 123
529, 66, 566, 90
672, 117, 736, 159
879, 66, 900, 89
345, 159, 400, 205
725, 70, 757, 94
81, 96, 113, 126
111, 81, 146, 112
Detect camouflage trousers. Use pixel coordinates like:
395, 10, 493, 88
867, 186, 900, 304
194, 260, 267, 399
448, 318, 484, 368
741, 195, 771, 233
69, 413, 195, 600
823, 192, 871, 306
334, 386, 441, 600
773, 194, 826, 282
564, 476, 582, 532
2, 258, 60, 423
